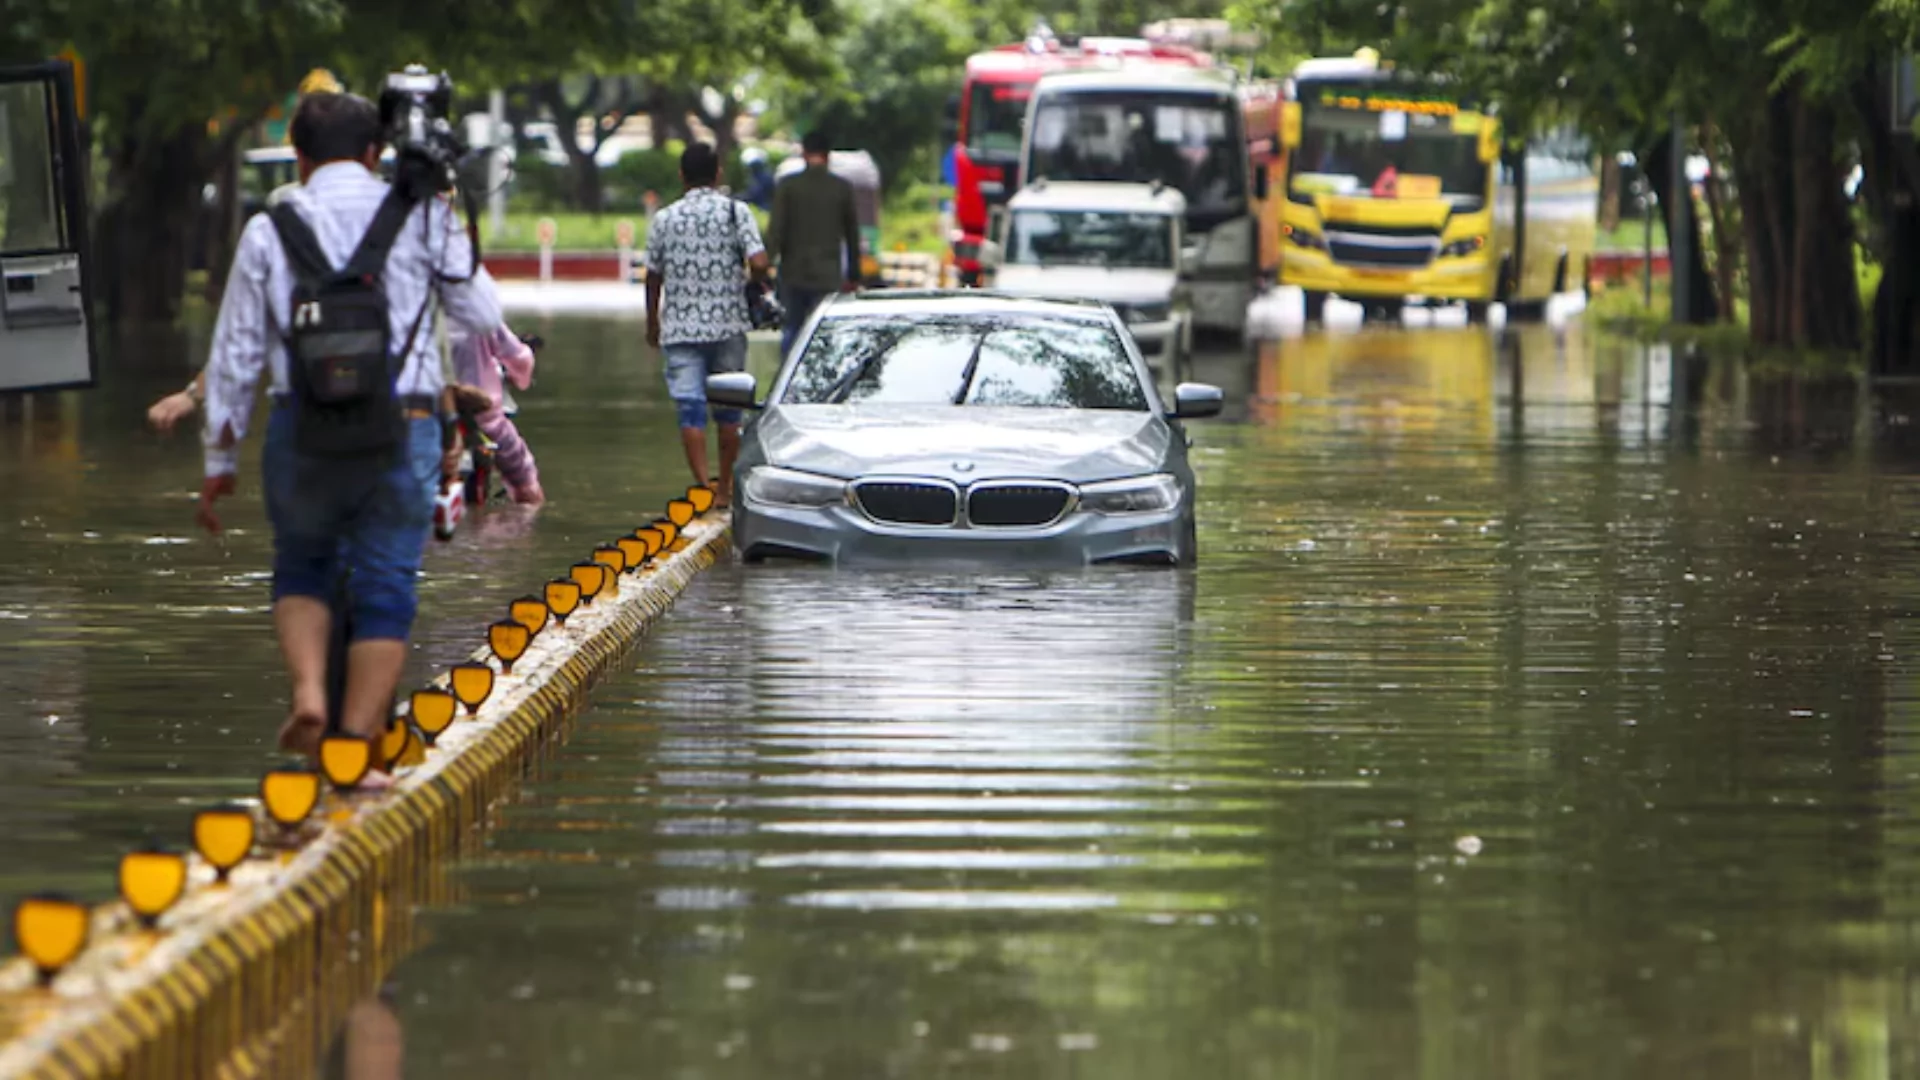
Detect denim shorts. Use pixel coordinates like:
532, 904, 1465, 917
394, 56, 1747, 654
663, 334, 747, 429
262, 405, 441, 642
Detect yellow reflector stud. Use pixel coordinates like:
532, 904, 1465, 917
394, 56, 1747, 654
489, 619, 531, 672
509, 595, 550, 638
593, 545, 626, 575
449, 664, 495, 714
411, 687, 459, 744
667, 499, 694, 527
617, 536, 648, 572
634, 528, 664, 559
13, 894, 88, 982
545, 578, 582, 623
653, 520, 679, 548
119, 847, 187, 927
260, 765, 321, 828
378, 715, 411, 769
192, 804, 255, 882
570, 562, 607, 603
319, 735, 373, 790
687, 486, 715, 514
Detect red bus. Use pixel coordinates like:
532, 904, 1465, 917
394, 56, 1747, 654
949, 31, 1212, 284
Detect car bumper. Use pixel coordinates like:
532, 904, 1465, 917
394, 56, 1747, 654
1283, 249, 1494, 301
734, 499, 1189, 567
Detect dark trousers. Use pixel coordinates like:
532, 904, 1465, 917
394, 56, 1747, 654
780, 285, 834, 359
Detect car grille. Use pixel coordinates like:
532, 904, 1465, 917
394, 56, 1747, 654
1327, 239, 1437, 268
968, 484, 1073, 528
853, 481, 957, 526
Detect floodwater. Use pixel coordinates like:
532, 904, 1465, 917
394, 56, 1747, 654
7, 309, 1920, 1077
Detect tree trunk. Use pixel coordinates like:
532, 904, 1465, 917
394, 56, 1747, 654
1852, 61, 1920, 374
1599, 155, 1622, 234
201, 136, 244, 303
1644, 128, 1718, 324
1733, 92, 1795, 347
1786, 93, 1859, 350
96, 123, 210, 337
536, 78, 605, 214
1698, 122, 1741, 323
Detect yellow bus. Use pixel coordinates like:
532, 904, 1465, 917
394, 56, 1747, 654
1276, 51, 1598, 322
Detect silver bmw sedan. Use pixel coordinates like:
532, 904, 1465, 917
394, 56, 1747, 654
706, 291, 1222, 566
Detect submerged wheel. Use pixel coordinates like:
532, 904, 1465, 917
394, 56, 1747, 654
1180, 518, 1199, 567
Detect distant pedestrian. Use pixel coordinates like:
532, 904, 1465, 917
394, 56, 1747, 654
643, 141, 769, 503
766, 131, 861, 357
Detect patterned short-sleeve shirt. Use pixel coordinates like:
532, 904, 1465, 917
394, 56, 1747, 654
643, 187, 764, 346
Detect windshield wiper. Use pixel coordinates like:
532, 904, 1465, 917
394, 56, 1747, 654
823, 351, 884, 404
951, 332, 991, 406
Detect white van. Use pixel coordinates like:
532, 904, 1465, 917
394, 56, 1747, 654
990, 181, 1192, 375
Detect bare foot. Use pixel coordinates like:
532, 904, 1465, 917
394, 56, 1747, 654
354, 769, 396, 793
278, 710, 326, 756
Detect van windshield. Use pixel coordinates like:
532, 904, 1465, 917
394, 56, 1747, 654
1007, 209, 1174, 269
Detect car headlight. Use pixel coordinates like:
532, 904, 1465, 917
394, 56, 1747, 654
744, 466, 846, 509
1283, 224, 1326, 251
1439, 235, 1486, 258
1124, 302, 1172, 324
1078, 473, 1182, 515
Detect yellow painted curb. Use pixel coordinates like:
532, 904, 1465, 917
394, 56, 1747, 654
0, 522, 731, 1079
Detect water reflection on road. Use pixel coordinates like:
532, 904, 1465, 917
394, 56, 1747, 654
378, 318, 1920, 1077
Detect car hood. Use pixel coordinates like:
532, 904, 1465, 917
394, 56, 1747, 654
992, 265, 1178, 308
758, 404, 1171, 483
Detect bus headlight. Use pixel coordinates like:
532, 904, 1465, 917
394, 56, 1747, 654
1440, 235, 1486, 258
745, 467, 847, 509
1079, 474, 1182, 515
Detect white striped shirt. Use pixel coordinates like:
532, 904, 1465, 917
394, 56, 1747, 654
200, 161, 502, 476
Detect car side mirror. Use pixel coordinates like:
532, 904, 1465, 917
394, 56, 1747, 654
1171, 382, 1223, 420
706, 372, 762, 411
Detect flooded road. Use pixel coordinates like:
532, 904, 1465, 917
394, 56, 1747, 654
8, 312, 1920, 1075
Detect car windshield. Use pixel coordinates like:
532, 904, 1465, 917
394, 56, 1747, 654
1291, 100, 1489, 205
1027, 90, 1245, 219
1008, 209, 1174, 269
783, 315, 1147, 411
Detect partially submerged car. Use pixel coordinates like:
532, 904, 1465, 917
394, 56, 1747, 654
707, 291, 1221, 566
990, 181, 1192, 377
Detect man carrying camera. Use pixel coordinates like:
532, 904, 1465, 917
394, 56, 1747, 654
644, 142, 770, 503
197, 90, 504, 783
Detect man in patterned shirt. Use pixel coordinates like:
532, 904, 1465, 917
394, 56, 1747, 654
644, 142, 770, 503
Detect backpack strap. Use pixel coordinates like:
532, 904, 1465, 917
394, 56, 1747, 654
267, 204, 333, 291
342, 186, 419, 281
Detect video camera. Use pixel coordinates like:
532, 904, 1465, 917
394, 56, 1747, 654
379, 64, 464, 199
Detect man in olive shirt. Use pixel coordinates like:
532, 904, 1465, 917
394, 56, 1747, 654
767, 131, 861, 357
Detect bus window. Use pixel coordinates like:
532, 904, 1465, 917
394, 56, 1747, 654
0, 62, 96, 393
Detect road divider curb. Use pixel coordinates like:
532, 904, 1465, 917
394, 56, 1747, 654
0, 518, 730, 1079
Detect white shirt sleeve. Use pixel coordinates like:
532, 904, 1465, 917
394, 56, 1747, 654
200, 217, 277, 478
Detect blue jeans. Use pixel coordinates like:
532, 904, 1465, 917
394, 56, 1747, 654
263, 405, 440, 642
663, 334, 747, 429
779, 285, 834, 360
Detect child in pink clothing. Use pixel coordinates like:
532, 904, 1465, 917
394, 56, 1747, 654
451, 325, 544, 507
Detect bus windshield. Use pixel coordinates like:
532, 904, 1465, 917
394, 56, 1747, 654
1027, 91, 1245, 221
967, 82, 1031, 158
1291, 103, 1488, 207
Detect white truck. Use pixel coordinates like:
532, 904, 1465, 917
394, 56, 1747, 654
989, 180, 1193, 377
